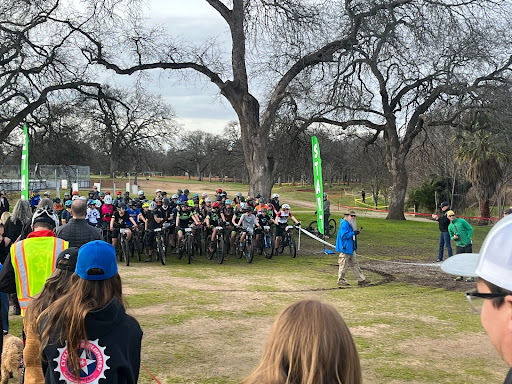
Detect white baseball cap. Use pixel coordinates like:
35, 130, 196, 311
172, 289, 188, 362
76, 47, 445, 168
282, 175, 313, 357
441, 215, 512, 291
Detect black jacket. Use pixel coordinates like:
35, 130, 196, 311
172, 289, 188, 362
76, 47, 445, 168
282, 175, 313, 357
56, 218, 101, 248
42, 298, 143, 384
437, 212, 450, 232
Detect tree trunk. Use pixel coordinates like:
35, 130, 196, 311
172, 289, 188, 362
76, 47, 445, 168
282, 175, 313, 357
386, 155, 407, 220
479, 198, 490, 225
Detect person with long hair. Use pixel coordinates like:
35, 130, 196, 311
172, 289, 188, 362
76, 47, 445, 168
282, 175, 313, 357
38, 240, 142, 383
241, 300, 362, 384
23, 248, 80, 384
4, 199, 32, 247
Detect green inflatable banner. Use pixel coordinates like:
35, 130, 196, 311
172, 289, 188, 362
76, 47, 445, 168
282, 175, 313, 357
21, 124, 29, 200
311, 136, 324, 234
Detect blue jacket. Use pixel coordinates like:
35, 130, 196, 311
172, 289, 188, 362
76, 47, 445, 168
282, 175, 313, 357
335, 219, 357, 255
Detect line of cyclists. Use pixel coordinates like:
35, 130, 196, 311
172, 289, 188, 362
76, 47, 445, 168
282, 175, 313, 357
58, 187, 301, 264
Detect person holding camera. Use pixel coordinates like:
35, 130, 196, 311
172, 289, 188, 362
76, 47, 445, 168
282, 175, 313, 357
335, 210, 369, 286
432, 201, 453, 262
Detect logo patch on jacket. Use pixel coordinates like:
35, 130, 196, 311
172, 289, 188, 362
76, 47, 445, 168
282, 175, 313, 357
54, 339, 110, 383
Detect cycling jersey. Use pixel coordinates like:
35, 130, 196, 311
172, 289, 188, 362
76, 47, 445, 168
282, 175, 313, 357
159, 206, 173, 223
240, 213, 256, 234
101, 204, 114, 223
144, 210, 163, 231
257, 213, 272, 227
86, 207, 100, 225
207, 211, 221, 227
177, 208, 194, 229
112, 211, 130, 228
222, 206, 234, 222
126, 207, 141, 226
276, 210, 294, 225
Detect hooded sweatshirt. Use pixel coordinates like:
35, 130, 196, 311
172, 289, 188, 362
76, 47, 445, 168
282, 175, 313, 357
42, 297, 142, 384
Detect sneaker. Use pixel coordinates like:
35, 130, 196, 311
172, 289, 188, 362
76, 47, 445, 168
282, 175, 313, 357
465, 277, 475, 282
455, 276, 463, 281
12, 307, 21, 316
337, 281, 350, 286
358, 279, 370, 286
144, 256, 152, 262
436, 259, 443, 262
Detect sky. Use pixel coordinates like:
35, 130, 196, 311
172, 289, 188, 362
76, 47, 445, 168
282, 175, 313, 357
104, 1, 238, 134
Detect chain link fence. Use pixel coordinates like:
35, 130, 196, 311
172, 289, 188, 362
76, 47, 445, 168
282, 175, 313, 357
0, 165, 90, 192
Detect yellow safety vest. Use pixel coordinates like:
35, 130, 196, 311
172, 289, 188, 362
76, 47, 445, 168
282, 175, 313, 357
11, 237, 68, 316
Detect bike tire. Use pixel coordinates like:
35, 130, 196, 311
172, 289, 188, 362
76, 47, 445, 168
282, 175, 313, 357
159, 238, 166, 265
307, 220, 318, 234
329, 218, 337, 235
122, 238, 130, 266
187, 235, 194, 264
289, 233, 297, 258
264, 233, 273, 259
206, 239, 215, 260
216, 234, 224, 264
246, 237, 254, 263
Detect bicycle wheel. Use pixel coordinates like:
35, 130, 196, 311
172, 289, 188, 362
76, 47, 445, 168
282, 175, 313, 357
158, 237, 166, 265
246, 236, 254, 263
263, 233, 273, 259
216, 234, 224, 264
307, 220, 318, 234
328, 218, 337, 235
206, 238, 215, 260
122, 238, 130, 266
187, 235, 194, 264
289, 233, 297, 258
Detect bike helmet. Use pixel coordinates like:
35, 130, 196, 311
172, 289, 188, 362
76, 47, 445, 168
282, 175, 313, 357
258, 197, 266, 204
323, 193, 328, 198
282, 203, 291, 210
138, 190, 144, 196
71, 195, 79, 201
65, 200, 72, 207
87, 199, 95, 206
205, 197, 211, 203
43, 191, 51, 197
193, 193, 198, 197
104, 195, 113, 205
95, 200, 102, 208
216, 188, 222, 193
79, 196, 87, 201
225, 199, 232, 205
172, 194, 179, 199
99, 191, 105, 197
240, 202, 248, 211
212, 202, 220, 209
272, 193, 279, 199
201, 192, 208, 197
155, 189, 162, 193
176, 200, 183, 205
187, 199, 195, 207
118, 203, 127, 210
116, 190, 122, 195
184, 189, 190, 195
149, 201, 157, 211
142, 202, 150, 208
220, 192, 226, 198
177, 189, 183, 195
32, 207, 59, 228
72, 190, 79, 196
54, 198, 61, 204
261, 207, 268, 213
162, 198, 170, 206
236, 192, 242, 197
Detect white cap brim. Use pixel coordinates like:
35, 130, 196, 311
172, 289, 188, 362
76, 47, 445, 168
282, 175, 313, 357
440, 253, 479, 277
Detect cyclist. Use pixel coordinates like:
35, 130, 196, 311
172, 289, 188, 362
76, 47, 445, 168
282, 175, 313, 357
175, 201, 197, 249
98, 191, 105, 203
255, 197, 271, 215
126, 201, 141, 228
270, 193, 281, 214
110, 203, 137, 250
154, 189, 163, 200
199, 192, 208, 206
137, 190, 146, 200
141, 201, 163, 262
236, 202, 257, 250
61, 200, 73, 225
30, 189, 41, 211
221, 199, 237, 253
160, 198, 176, 249
113, 191, 124, 206
236, 192, 245, 202
273, 203, 300, 251
178, 189, 190, 203
170, 194, 179, 210
205, 202, 222, 254
255, 207, 272, 248
53, 198, 63, 220
100, 194, 114, 231
86, 199, 100, 226
62, 192, 71, 206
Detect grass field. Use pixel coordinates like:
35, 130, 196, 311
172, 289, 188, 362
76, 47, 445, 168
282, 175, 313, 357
9, 177, 505, 383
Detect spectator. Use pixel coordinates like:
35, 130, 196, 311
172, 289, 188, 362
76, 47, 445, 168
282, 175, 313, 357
447, 210, 474, 282
19, 198, 56, 240
23, 247, 79, 384
241, 300, 362, 384
0, 190, 9, 215
432, 201, 453, 262
56, 199, 101, 248
30, 189, 41, 211
0, 208, 67, 316
92, 185, 100, 199
38, 241, 143, 383
335, 210, 369, 286
441, 215, 512, 383
361, 189, 366, 204
503, 208, 512, 218
323, 193, 331, 238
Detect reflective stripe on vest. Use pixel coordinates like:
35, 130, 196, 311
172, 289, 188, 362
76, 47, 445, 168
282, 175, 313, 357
12, 237, 68, 316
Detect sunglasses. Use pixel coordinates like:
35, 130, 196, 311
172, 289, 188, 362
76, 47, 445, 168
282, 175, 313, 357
448, 215, 455, 217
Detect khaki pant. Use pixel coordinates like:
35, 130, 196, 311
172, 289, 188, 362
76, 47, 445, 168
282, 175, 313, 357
338, 252, 365, 284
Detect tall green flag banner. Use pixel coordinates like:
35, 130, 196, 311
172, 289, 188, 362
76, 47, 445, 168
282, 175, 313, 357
21, 124, 29, 200
311, 136, 324, 235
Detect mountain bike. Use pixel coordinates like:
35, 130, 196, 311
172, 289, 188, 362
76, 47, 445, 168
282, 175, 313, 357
118, 228, 130, 266
207, 226, 225, 264
153, 227, 166, 265
257, 225, 274, 259
177, 226, 195, 264
306, 217, 336, 236
130, 223, 144, 261
274, 225, 297, 258
237, 228, 255, 263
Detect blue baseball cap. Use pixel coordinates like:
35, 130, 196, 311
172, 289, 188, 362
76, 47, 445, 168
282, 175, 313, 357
75, 241, 118, 281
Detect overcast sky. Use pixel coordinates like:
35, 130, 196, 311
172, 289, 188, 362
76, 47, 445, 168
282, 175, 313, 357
104, 1, 238, 134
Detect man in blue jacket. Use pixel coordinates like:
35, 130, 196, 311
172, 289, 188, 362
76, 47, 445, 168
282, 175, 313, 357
335, 210, 369, 286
